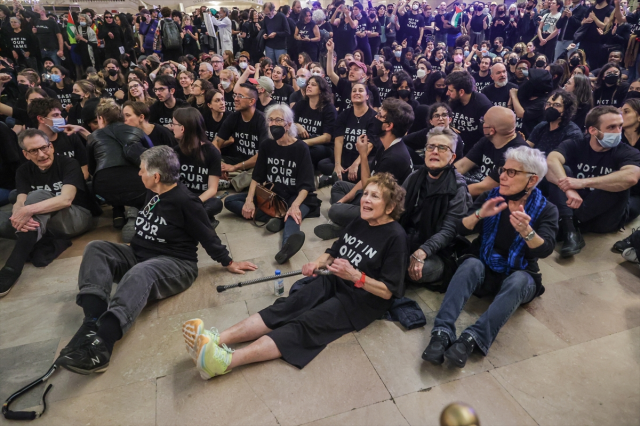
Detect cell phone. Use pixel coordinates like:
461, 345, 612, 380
374, 55, 381, 61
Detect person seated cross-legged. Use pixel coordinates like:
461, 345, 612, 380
0, 129, 94, 297
183, 173, 408, 378
423, 146, 558, 368
56, 146, 256, 375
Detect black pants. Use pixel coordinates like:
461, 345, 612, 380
93, 168, 147, 211
259, 275, 355, 369
548, 166, 629, 233
317, 157, 361, 183
629, 194, 640, 222
203, 197, 223, 220
309, 144, 334, 170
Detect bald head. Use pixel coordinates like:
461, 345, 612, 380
484, 106, 516, 135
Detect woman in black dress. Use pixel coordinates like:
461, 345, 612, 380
184, 172, 408, 377
295, 8, 320, 62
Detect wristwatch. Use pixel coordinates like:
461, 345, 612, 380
524, 230, 536, 241
354, 272, 366, 288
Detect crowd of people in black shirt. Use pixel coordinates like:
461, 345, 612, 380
1, 0, 640, 380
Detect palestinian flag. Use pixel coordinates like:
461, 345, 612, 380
451, 6, 463, 29
67, 11, 77, 44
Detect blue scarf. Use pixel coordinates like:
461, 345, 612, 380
480, 187, 547, 274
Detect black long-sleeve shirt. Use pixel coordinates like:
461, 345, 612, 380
457, 191, 558, 275
263, 12, 291, 49
131, 184, 232, 265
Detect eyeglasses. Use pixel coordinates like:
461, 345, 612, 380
604, 73, 620, 78
143, 194, 160, 215
432, 113, 449, 119
129, 84, 142, 89
516, 67, 528, 71
425, 144, 453, 153
375, 113, 388, 121
25, 143, 52, 155
212, 60, 223, 64
233, 93, 251, 100
267, 117, 286, 125
105, 16, 113, 19
545, 102, 563, 109
498, 167, 536, 178
153, 87, 168, 92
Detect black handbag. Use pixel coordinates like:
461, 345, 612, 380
572, 24, 589, 43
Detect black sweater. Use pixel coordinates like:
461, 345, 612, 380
131, 184, 232, 265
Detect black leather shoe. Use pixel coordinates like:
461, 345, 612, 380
560, 230, 585, 258
422, 331, 451, 365
444, 333, 476, 368
275, 232, 305, 264
0, 266, 21, 297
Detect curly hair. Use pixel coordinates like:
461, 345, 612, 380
364, 172, 406, 221
307, 75, 334, 111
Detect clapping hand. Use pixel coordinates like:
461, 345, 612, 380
478, 196, 508, 218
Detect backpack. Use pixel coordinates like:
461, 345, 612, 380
161, 20, 181, 50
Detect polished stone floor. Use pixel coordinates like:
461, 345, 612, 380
0, 187, 639, 426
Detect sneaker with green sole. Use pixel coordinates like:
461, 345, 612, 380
195, 334, 233, 380
182, 319, 220, 361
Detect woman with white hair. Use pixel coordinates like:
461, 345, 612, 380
422, 146, 559, 369
224, 104, 318, 264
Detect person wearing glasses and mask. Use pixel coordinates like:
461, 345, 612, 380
0, 129, 95, 297
401, 127, 473, 288
455, 106, 527, 197
149, 75, 188, 127
546, 106, 640, 258
55, 146, 257, 375
423, 146, 558, 369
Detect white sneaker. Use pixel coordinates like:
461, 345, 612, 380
622, 247, 639, 264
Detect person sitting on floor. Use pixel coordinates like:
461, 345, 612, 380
224, 104, 319, 264
423, 146, 558, 368
546, 105, 640, 257
0, 129, 95, 297
314, 98, 414, 240
400, 127, 473, 287
56, 146, 257, 374
183, 172, 408, 378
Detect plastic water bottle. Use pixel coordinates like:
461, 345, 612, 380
274, 270, 284, 296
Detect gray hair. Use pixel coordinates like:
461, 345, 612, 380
426, 126, 458, 153
220, 7, 229, 16
264, 104, 298, 139
264, 2, 275, 12
79, 14, 92, 26
504, 146, 548, 184
140, 146, 181, 184
18, 128, 49, 150
211, 54, 223, 62
312, 9, 326, 24
200, 62, 213, 72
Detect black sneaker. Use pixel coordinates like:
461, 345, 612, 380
612, 228, 637, 253
59, 319, 99, 357
0, 266, 21, 298
422, 331, 451, 365
313, 223, 344, 240
444, 332, 476, 368
210, 219, 220, 230
112, 206, 125, 229
275, 231, 305, 264
318, 172, 338, 189
266, 218, 285, 233
58, 336, 111, 375
560, 230, 585, 258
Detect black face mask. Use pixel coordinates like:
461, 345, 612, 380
435, 87, 447, 98
543, 107, 561, 122
337, 67, 347, 75
387, 8, 394, 13
509, 57, 518, 65
475, 6, 483, 11
535, 59, 546, 68
108, 69, 118, 77
369, 13, 376, 19
503, 179, 531, 202
514, 47, 522, 54
569, 56, 580, 66
18, 83, 29, 95
604, 74, 619, 85
70, 93, 83, 103
270, 125, 286, 140
397, 89, 411, 98
369, 118, 387, 137
427, 163, 453, 177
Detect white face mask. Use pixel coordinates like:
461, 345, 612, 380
239, 62, 248, 69
413, 4, 420, 10
416, 69, 427, 78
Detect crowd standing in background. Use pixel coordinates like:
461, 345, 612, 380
1, 0, 640, 381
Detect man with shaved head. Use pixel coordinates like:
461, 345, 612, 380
482, 63, 518, 107
454, 106, 528, 197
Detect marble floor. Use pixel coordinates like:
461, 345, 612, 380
1, 186, 639, 426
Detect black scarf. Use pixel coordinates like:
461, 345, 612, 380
399, 165, 458, 252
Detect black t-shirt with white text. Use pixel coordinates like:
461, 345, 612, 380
51, 84, 74, 110
273, 84, 295, 105
148, 124, 177, 147
402, 12, 425, 39
34, 18, 61, 51
450, 92, 493, 154
373, 77, 393, 102
149, 98, 188, 126
326, 218, 408, 330
174, 143, 221, 195
292, 99, 337, 139
553, 135, 640, 180
334, 107, 376, 166
15, 155, 92, 211
466, 134, 528, 182
471, 71, 492, 93
203, 110, 229, 142
217, 110, 269, 160
52, 133, 88, 167
223, 90, 235, 114
104, 78, 123, 98
252, 138, 316, 205
370, 139, 413, 184
482, 82, 518, 107
337, 78, 381, 110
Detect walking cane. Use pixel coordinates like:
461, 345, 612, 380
2, 364, 57, 420
217, 269, 331, 293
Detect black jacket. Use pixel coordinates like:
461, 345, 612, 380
87, 123, 152, 176
556, 4, 589, 41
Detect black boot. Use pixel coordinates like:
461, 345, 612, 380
444, 332, 477, 368
561, 230, 585, 258
422, 331, 451, 365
